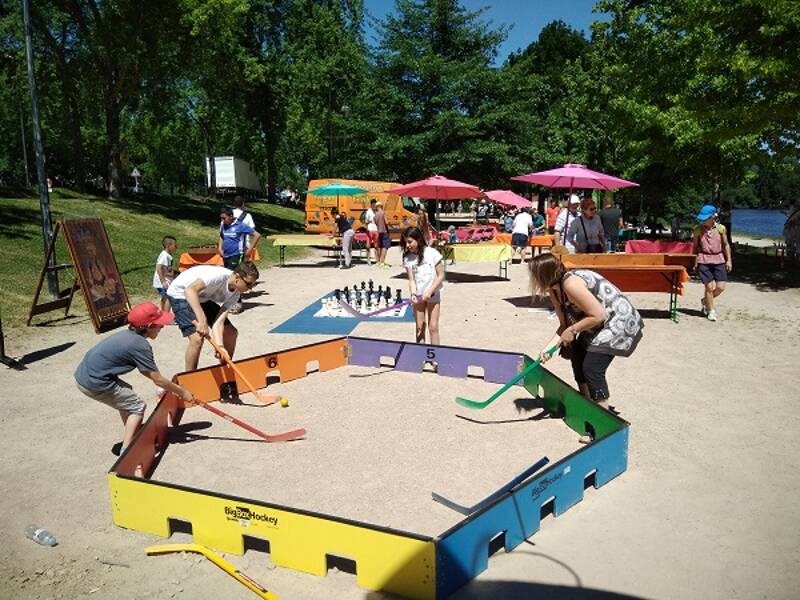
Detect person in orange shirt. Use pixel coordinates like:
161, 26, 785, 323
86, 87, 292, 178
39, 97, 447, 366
546, 199, 562, 234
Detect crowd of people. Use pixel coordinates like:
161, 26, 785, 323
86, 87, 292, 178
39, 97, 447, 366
74, 190, 740, 453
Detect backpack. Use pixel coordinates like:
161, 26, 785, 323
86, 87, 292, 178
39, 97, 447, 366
693, 223, 725, 238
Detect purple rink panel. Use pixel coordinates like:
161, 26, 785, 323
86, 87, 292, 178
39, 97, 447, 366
346, 336, 525, 384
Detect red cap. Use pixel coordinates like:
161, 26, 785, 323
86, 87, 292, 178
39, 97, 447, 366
127, 302, 174, 327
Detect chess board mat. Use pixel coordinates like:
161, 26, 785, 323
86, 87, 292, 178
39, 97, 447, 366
269, 293, 415, 335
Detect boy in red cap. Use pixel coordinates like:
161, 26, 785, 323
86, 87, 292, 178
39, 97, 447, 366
74, 302, 195, 456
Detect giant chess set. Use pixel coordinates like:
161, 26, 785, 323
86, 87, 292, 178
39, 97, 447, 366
313, 279, 410, 319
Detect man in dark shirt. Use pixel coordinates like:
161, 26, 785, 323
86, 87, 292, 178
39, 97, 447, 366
599, 197, 624, 252
332, 208, 354, 268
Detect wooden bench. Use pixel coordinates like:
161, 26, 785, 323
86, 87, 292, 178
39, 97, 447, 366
267, 234, 338, 266
560, 253, 693, 322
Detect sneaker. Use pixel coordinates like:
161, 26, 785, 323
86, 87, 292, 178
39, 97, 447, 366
707, 309, 718, 322
338, 264, 344, 269
701, 297, 708, 316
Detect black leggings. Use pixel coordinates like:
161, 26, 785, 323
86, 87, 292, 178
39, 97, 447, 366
570, 342, 614, 401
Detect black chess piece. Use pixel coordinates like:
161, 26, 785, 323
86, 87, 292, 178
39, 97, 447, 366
343, 286, 349, 299
377, 284, 383, 296
334, 289, 341, 301
395, 288, 402, 304
366, 295, 372, 308
360, 281, 366, 290
368, 279, 374, 291
384, 288, 391, 302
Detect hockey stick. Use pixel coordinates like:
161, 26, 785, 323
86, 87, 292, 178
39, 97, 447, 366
194, 398, 305, 443
455, 345, 558, 409
145, 543, 277, 599
193, 321, 282, 406
338, 298, 412, 319
431, 456, 549, 515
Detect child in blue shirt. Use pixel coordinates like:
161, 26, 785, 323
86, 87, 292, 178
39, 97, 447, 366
219, 207, 261, 269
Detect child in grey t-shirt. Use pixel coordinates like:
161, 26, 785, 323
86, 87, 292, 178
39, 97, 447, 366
74, 302, 194, 456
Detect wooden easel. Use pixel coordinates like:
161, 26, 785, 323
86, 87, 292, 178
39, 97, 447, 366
27, 221, 80, 326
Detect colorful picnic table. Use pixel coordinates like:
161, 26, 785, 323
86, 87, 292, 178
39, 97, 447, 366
178, 247, 261, 271
268, 234, 338, 266
442, 242, 513, 279
560, 253, 693, 322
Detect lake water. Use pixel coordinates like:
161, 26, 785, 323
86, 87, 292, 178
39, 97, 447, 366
732, 209, 787, 238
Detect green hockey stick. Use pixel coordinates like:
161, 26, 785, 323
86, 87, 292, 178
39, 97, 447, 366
455, 345, 558, 409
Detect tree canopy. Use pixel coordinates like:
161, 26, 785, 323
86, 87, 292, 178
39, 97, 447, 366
0, 0, 796, 216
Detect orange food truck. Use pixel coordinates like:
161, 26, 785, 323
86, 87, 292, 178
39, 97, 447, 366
305, 179, 421, 238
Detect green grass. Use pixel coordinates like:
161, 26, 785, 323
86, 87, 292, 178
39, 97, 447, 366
0, 188, 309, 329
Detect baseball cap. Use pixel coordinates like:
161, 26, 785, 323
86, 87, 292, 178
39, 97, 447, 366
695, 204, 717, 222
568, 194, 581, 205
127, 302, 174, 327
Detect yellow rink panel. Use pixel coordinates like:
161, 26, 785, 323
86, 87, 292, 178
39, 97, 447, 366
108, 474, 436, 599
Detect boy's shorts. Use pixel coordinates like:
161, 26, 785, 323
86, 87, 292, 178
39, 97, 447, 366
366, 231, 379, 248
379, 232, 392, 249
169, 298, 226, 337
155, 287, 168, 298
223, 254, 245, 270
511, 233, 530, 247
698, 263, 727, 284
77, 380, 145, 416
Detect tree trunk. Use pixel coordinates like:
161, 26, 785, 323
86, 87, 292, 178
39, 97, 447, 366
266, 146, 277, 203
63, 77, 86, 192
202, 119, 216, 197
105, 96, 122, 199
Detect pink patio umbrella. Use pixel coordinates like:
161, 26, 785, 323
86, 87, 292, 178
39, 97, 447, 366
484, 189, 532, 210
390, 175, 484, 227
511, 163, 639, 192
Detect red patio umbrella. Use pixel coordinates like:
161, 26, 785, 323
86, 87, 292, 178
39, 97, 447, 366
390, 175, 484, 227
484, 189, 532, 210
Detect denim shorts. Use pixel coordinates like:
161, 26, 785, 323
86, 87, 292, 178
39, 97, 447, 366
169, 297, 224, 337
698, 263, 727, 284
77, 380, 145, 416
379, 232, 392, 249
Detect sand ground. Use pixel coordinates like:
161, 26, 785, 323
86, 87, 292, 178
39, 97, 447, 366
1, 239, 799, 600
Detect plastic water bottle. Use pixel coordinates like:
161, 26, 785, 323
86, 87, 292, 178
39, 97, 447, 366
25, 525, 57, 547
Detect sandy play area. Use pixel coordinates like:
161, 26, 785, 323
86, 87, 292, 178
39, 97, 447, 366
1, 238, 799, 600
155, 365, 579, 537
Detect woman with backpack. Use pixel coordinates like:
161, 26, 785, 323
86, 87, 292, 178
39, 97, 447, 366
692, 204, 732, 322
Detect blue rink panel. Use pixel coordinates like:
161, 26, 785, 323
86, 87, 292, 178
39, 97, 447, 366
269, 294, 415, 335
436, 426, 629, 597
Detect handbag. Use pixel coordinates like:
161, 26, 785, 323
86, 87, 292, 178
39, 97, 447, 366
580, 216, 604, 254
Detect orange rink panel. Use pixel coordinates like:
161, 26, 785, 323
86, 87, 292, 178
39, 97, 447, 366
171, 337, 349, 406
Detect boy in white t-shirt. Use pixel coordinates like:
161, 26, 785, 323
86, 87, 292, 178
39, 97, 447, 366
153, 236, 177, 311
166, 262, 259, 371
402, 226, 445, 346
511, 209, 533, 262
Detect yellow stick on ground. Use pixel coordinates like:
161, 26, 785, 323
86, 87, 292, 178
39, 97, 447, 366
145, 543, 278, 600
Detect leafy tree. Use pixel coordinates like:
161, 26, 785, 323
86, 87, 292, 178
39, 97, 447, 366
372, 0, 521, 187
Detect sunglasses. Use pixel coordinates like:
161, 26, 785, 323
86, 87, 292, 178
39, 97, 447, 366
239, 277, 257, 290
